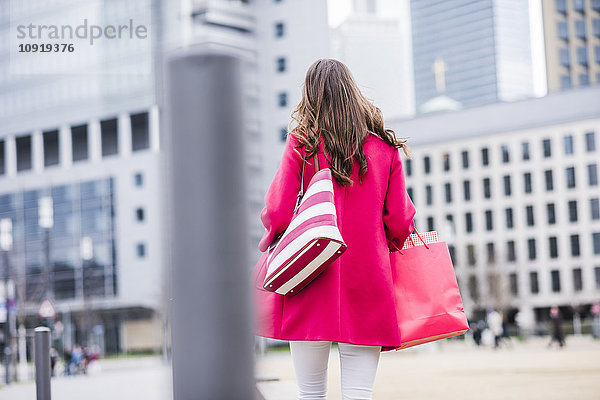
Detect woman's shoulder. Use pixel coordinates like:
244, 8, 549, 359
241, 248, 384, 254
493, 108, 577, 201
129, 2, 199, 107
364, 131, 397, 154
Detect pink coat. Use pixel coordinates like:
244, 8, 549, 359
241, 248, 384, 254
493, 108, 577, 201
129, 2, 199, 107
253, 133, 416, 349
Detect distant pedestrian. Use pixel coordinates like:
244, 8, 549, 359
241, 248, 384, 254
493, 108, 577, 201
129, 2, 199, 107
547, 306, 565, 348
487, 309, 503, 349
49, 347, 59, 377
470, 321, 482, 346
591, 303, 600, 340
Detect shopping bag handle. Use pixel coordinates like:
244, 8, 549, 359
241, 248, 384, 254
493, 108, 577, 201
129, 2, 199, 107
389, 228, 429, 254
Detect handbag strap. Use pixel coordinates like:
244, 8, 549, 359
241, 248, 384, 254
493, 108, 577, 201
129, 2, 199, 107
294, 146, 320, 213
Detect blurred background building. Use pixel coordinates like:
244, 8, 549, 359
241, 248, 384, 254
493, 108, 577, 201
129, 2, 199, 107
410, 0, 536, 112
390, 84, 600, 332
541, 0, 600, 91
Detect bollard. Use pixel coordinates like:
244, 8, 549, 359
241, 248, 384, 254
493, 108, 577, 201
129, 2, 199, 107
34, 327, 51, 400
163, 50, 254, 399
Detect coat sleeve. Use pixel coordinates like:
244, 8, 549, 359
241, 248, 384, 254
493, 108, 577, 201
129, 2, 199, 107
383, 148, 416, 252
258, 134, 304, 252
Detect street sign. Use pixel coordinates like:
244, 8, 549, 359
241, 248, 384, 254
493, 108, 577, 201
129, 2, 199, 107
38, 299, 56, 319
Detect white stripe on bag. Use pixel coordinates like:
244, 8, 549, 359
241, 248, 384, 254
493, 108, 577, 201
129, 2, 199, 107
275, 241, 341, 294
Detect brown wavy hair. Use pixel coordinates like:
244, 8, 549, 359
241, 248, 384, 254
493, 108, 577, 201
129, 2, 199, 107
288, 58, 410, 186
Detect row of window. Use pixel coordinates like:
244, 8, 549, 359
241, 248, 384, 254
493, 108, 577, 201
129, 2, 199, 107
405, 132, 596, 175
558, 45, 600, 68
408, 165, 598, 206
556, 0, 600, 15
467, 266, 600, 303
419, 198, 600, 234
556, 19, 600, 41
453, 232, 600, 269
0, 112, 150, 175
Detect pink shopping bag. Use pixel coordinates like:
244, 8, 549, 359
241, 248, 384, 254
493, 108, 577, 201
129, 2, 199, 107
390, 232, 469, 350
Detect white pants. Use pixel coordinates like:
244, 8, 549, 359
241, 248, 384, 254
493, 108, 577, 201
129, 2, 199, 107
289, 341, 381, 400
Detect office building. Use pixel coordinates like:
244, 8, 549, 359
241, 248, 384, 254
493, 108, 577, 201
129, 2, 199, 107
541, 0, 600, 91
410, 0, 535, 111
390, 85, 600, 329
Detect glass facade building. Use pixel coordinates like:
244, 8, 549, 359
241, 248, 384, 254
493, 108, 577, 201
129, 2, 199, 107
410, 0, 535, 110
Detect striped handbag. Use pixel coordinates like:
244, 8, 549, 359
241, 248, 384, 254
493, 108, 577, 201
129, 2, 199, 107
263, 150, 347, 296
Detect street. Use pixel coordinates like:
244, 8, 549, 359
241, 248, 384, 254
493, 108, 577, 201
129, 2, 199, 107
0, 336, 599, 399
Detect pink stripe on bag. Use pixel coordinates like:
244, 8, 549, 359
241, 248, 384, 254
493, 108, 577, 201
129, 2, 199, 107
268, 214, 338, 261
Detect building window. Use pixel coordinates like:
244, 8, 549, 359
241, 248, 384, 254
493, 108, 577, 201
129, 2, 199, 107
276, 57, 286, 72
566, 166, 576, 188
596, 45, 600, 64
405, 159, 412, 176
424, 156, 431, 174
465, 212, 473, 233
463, 180, 471, 201
467, 244, 476, 266
571, 234, 580, 256
501, 145, 510, 163
560, 74, 572, 89
563, 135, 574, 154
547, 203, 556, 224
446, 214, 455, 235
461, 151, 469, 169
528, 238, 536, 260
591, 198, 600, 220
507, 240, 516, 262
426, 185, 433, 205
131, 112, 150, 152
576, 47, 588, 66
483, 177, 491, 198
557, 21, 568, 40
280, 127, 288, 142
595, 267, 600, 290
543, 139, 552, 157
427, 216, 435, 231
509, 273, 518, 296
588, 164, 598, 186
559, 48, 570, 67
523, 172, 532, 193
481, 147, 489, 166
530, 271, 539, 294
16, 134, 33, 171
448, 245, 456, 264
136, 242, 146, 258
579, 73, 590, 85
585, 131, 596, 151
574, 0, 585, 12
526, 205, 535, 226
0, 139, 5, 175
505, 208, 514, 229
101, 118, 119, 157
485, 210, 493, 231
278, 92, 288, 107
593, 232, 600, 254
136, 207, 145, 222
134, 172, 143, 187
551, 270, 561, 293
522, 142, 530, 160
594, 18, 600, 37
43, 129, 60, 167
444, 182, 452, 203
486, 242, 495, 264
274, 22, 285, 38
407, 187, 414, 202
549, 236, 558, 258
503, 175, 512, 196
575, 20, 586, 39
71, 124, 88, 162
443, 153, 450, 171
568, 200, 578, 222
544, 170, 554, 191
573, 268, 583, 292
468, 275, 479, 302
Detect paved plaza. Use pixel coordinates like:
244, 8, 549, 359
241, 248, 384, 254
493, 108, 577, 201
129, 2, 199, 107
0, 336, 599, 399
